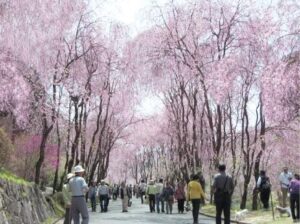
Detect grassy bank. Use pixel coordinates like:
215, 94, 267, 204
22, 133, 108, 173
0, 167, 30, 185
0, 167, 65, 222
201, 202, 293, 224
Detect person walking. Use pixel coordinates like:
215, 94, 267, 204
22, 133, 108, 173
289, 173, 300, 222
213, 164, 234, 224
162, 182, 175, 214
98, 180, 109, 212
175, 180, 186, 213
155, 178, 165, 213
63, 173, 74, 224
113, 184, 118, 200
257, 170, 271, 210
68, 165, 89, 224
120, 181, 131, 212
139, 180, 147, 204
279, 167, 293, 207
106, 183, 112, 207
187, 174, 205, 224
133, 184, 139, 198
88, 181, 97, 212
198, 172, 206, 205
146, 180, 157, 212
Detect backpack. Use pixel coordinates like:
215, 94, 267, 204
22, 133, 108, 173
260, 176, 271, 190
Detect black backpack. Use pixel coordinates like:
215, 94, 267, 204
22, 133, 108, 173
260, 176, 271, 190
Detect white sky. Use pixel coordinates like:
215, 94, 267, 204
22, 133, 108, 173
89, 0, 168, 116
91, 0, 169, 36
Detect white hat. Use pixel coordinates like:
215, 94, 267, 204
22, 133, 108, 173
67, 173, 74, 180
73, 165, 85, 173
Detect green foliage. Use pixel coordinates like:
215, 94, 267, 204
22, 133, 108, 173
0, 167, 29, 185
0, 128, 14, 167
41, 217, 59, 224
47, 195, 65, 217
52, 191, 67, 208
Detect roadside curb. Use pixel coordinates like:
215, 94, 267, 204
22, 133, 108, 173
199, 212, 251, 224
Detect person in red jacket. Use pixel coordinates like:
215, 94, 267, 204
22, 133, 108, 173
175, 180, 186, 213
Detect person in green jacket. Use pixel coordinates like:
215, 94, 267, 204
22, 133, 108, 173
63, 173, 74, 224
146, 180, 157, 212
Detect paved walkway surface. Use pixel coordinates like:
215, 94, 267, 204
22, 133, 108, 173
58, 198, 215, 224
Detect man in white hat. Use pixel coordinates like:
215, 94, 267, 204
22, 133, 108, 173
69, 165, 89, 224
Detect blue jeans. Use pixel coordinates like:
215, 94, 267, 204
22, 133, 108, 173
155, 194, 165, 213
90, 196, 96, 211
99, 194, 108, 212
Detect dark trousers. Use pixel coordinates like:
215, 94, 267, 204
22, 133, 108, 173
71, 197, 89, 224
90, 196, 96, 212
215, 193, 231, 224
290, 193, 300, 220
260, 189, 270, 209
140, 192, 145, 204
191, 199, 201, 224
99, 194, 108, 212
155, 194, 165, 213
113, 193, 118, 200
177, 199, 185, 213
63, 207, 71, 224
149, 194, 156, 212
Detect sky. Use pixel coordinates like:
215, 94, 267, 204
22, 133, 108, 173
91, 0, 169, 36
90, 0, 168, 116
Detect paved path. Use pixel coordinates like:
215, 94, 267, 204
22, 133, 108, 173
58, 198, 214, 224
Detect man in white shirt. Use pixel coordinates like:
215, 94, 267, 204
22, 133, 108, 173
279, 167, 293, 207
155, 178, 165, 213
139, 180, 147, 204
98, 180, 109, 212
69, 165, 89, 224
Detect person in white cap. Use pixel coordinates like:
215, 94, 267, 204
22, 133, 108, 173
63, 173, 74, 224
68, 165, 89, 224
279, 167, 293, 207
97, 180, 110, 212
146, 180, 157, 212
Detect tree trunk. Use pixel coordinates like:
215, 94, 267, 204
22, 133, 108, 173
68, 97, 81, 173
53, 119, 61, 193
35, 114, 53, 185
240, 181, 249, 209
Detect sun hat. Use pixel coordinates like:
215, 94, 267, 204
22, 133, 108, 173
67, 173, 74, 180
101, 179, 106, 184
73, 165, 85, 173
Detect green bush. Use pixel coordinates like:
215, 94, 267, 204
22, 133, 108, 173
0, 167, 29, 185
52, 191, 66, 208
0, 128, 14, 167
46, 195, 65, 217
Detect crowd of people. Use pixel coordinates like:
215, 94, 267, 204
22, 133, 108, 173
256, 167, 300, 222
63, 164, 299, 224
